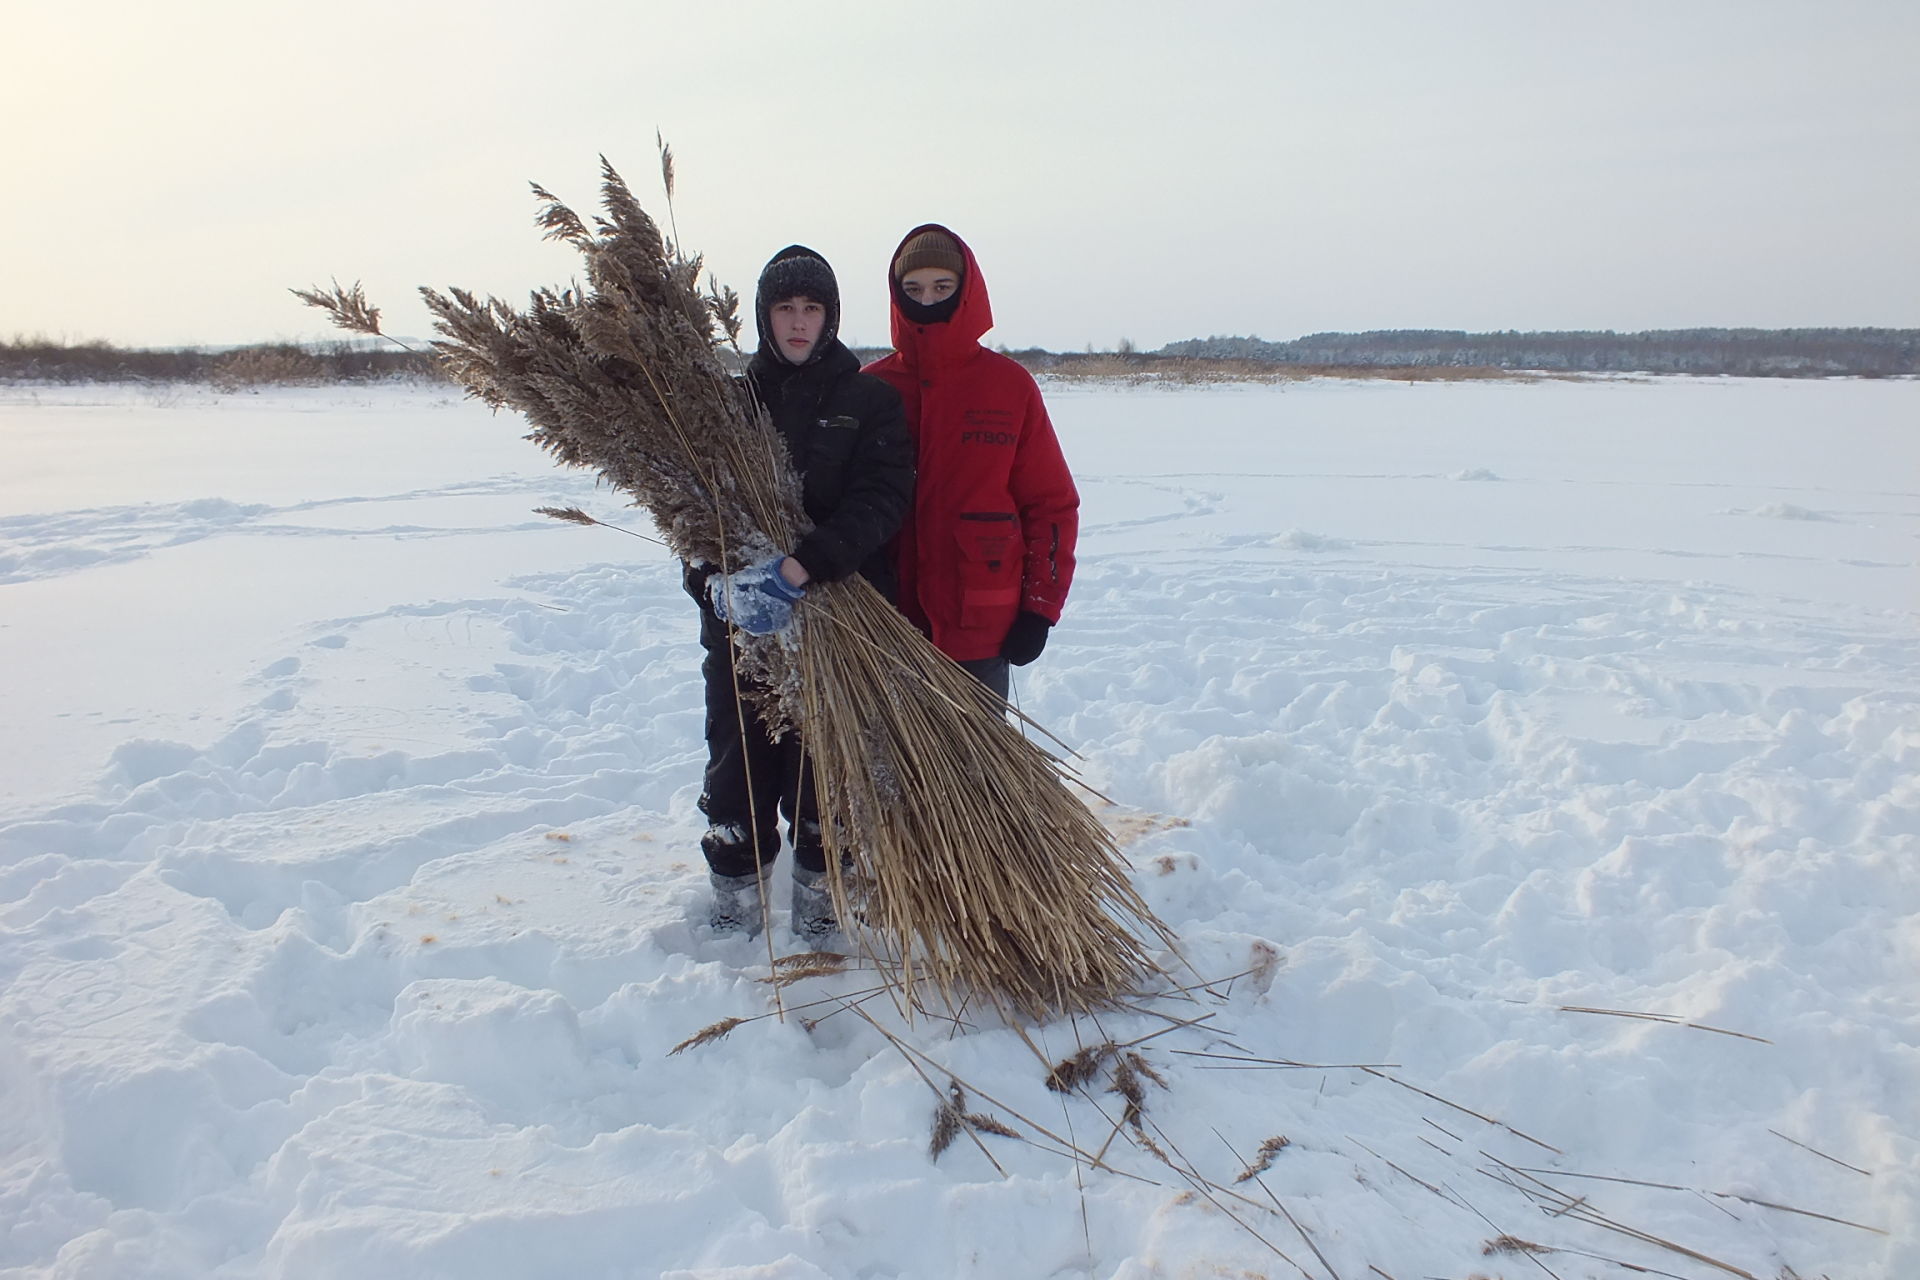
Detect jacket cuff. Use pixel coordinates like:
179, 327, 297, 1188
791, 529, 853, 584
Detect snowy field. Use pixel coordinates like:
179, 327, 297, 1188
1, 375, 1915, 1279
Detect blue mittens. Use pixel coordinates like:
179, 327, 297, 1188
708, 558, 808, 635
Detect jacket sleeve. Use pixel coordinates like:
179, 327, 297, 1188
1007, 379, 1078, 623
790, 378, 916, 583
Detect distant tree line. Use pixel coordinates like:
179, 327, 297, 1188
8, 329, 1917, 385
0, 337, 441, 386
1157, 328, 1920, 376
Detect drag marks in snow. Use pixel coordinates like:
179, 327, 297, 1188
1076, 475, 1223, 536
0, 477, 603, 586
0, 498, 270, 583
1077, 457, 1919, 613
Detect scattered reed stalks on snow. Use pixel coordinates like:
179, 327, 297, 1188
298, 157, 1175, 1020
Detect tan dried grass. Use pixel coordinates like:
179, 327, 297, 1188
210, 344, 328, 390
795, 584, 1171, 1017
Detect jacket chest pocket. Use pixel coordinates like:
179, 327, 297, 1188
953, 511, 1020, 627
801, 415, 860, 505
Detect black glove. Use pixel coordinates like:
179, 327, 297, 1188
1000, 610, 1052, 666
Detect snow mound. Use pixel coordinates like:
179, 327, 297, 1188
1722, 501, 1838, 521
1274, 528, 1353, 551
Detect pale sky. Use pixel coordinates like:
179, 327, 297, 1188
6, 0, 1916, 352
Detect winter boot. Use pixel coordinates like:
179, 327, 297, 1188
708, 870, 765, 936
790, 864, 840, 945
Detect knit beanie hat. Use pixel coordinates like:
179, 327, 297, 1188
893, 230, 966, 281
754, 245, 840, 362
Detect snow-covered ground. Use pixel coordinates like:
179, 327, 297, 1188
2, 375, 1915, 1279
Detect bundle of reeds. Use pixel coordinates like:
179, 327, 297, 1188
301, 158, 1174, 1019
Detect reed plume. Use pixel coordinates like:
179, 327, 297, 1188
290, 278, 382, 337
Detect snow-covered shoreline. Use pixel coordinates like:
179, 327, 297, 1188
3, 378, 1915, 1277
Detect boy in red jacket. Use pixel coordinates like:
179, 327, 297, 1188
864, 226, 1079, 700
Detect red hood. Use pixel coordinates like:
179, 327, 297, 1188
886, 223, 993, 366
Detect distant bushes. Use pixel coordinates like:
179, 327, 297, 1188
1028, 353, 1526, 384
1157, 328, 1920, 377
972, 346, 1521, 382
1, 337, 445, 386
9, 328, 1915, 387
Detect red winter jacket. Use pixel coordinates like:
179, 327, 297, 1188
864, 226, 1079, 662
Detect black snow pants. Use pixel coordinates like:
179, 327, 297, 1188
694, 604, 824, 878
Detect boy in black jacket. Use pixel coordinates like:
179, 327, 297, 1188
687, 246, 912, 941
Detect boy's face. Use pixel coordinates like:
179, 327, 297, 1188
900, 267, 960, 307
768, 296, 827, 364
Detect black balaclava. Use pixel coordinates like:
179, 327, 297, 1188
754, 245, 840, 366
891, 229, 966, 325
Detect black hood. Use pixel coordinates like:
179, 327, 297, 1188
753, 244, 840, 367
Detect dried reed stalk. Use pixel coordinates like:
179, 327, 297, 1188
1556, 1004, 1771, 1044
795, 579, 1173, 1017
306, 157, 1173, 1020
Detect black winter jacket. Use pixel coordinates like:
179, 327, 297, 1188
744, 339, 914, 593
684, 339, 913, 615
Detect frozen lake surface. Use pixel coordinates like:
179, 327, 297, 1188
1, 375, 1915, 1278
